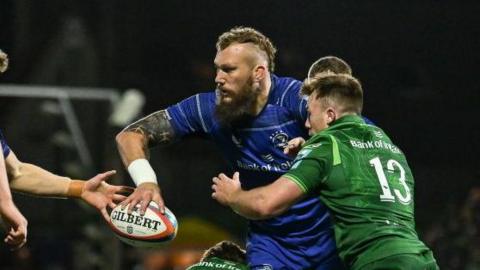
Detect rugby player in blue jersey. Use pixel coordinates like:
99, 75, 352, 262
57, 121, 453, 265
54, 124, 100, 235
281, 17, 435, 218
0, 50, 131, 249
116, 27, 349, 269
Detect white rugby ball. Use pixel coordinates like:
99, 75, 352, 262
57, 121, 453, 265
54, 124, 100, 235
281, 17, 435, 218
108, 202, 178, 248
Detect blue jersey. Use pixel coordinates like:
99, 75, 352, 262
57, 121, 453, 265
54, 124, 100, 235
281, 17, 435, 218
167, 75, 333, 242
0, 129, 11, 158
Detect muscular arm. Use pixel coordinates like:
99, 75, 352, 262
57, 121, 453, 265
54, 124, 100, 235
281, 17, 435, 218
116, 110, 175, 167
116, 110, 176, 213
212, 174, 305, 220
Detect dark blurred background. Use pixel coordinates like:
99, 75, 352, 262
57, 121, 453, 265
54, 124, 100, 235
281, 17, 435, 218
1, 0, 479, 269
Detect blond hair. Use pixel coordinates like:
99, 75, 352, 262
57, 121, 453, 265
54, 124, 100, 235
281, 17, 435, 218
216, 26, 277, 72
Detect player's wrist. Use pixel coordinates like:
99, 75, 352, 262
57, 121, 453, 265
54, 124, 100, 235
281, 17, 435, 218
0, 197, 15, 209
67, 180, 85, 198
127, 159, 158, 186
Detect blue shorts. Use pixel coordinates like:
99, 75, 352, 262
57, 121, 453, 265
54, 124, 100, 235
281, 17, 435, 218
246, 229, 345, 270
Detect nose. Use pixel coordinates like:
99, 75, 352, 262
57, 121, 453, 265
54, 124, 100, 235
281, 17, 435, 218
305, 118, 310, 129
215, 70, 226, 86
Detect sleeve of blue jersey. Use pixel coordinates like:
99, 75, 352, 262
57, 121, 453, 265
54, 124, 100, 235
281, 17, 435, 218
0, 129, 11, 158
166, 93, 214, 137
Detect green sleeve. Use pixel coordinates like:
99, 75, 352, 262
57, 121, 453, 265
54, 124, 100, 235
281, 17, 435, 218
284, 136, 334, 193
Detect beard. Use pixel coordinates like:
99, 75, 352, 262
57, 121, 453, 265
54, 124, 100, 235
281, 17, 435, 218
215, 77, 261, 128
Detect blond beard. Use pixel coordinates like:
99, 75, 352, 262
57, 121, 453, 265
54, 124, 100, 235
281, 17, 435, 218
215, 78, 261, 127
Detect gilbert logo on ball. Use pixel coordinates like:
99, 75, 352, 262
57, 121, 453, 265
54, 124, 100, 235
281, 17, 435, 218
109, 202, 178, 248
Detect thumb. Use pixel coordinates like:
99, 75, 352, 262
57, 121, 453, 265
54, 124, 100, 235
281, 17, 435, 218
90, 170, 116, 186
98, 170, 116, 182
233, 172, 240, 181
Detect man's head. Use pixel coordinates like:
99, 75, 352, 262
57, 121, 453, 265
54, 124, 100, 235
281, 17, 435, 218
200, 240, 246, 264
0, 49, 8, 73
214, 27, 276, 126
302, 72, 363, 135
307, 56, 352, 80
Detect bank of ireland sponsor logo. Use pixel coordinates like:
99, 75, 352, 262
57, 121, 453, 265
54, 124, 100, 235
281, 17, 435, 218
257, 265, 273, 270
269, 130, 289, 149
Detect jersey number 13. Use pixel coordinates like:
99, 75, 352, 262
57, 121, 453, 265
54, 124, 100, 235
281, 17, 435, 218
369, 157, 412, 205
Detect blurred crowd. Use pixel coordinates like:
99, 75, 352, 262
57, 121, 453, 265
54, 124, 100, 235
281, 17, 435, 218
423, 187, 480, 270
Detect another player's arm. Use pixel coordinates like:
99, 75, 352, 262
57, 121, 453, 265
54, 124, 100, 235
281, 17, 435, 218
212, 173, 305, 220
5, 150, 130, 220
6, 150, 76, 197
115, 110, 176, 214
0, 144, 28, 249
0, 49, 8, 73
213, 143, 330, 220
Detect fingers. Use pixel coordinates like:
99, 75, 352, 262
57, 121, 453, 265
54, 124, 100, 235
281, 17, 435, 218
211, 182, 219, 200
119, 194, 134, 209
112, 194, 128, 203
283, 145, 293, 155
138, 199, 150, 216
118, 186, 135, 195
108, 201, 117, 209
152, 196, 165, 214
100, 208, 110, 222
126, 195, 142, 214
233, 172, 240, 181
122, 192, 150, 215
97, 170, 117, 181
218, 173, 231, 181
5, 225, 27, 250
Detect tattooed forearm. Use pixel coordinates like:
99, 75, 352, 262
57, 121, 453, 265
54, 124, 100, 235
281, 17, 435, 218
124, 110, 175, 147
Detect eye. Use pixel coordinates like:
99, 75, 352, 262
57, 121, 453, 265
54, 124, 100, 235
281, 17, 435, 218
223, 67, 235, 73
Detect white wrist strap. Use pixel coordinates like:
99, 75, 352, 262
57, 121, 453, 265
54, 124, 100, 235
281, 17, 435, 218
127, 159, 157, 186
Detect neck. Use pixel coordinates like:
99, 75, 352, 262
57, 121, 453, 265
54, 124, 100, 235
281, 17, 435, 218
251, 74, 272, 116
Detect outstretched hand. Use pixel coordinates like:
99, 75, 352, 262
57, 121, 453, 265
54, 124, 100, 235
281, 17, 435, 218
81, 170, 134, 221
283, 137, 305, 157
119, 182, 164, 215
211, 172, 242, 206
0, 200, 27, 250
0, 49, 8, 73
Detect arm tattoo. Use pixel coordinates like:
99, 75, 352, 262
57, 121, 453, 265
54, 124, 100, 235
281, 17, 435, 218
124, 110, 175, 147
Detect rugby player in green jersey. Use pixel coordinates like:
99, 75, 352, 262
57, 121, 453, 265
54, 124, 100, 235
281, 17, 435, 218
212, 72, 439, 269
187, 241, 248, 270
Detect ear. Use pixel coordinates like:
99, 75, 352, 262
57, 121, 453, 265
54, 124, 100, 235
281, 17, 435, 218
253, 65, 267, 82
326, 108, 337, 125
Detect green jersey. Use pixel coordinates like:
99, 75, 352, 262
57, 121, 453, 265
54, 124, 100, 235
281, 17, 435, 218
285, 115, 431, 269
186, 257, 248, 270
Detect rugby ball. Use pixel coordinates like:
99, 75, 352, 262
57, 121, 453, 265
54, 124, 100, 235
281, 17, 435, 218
108, 202, 178, 248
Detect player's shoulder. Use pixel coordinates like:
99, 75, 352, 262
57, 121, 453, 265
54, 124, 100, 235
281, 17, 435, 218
303, 133, 333, 150
173, 90, 216, 112
270, 74, 302, 97
183, 91, 216, 103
